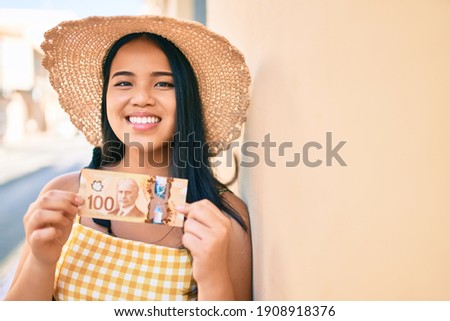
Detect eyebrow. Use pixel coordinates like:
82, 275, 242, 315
111, 71, 173, 78
152, 71, 173, 77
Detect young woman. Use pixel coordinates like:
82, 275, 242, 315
5, 16, 252, 301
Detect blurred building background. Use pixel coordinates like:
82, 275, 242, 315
0, 9, 75, 143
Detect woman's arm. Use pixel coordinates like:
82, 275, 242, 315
5, 245, 59, 300
179, 192, 252, 300
222, 192, 252, 300
4, 172, 82, 301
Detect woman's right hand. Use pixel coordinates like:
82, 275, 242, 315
23, 190, 84, 266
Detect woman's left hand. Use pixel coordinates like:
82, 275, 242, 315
178, 200, 232, 287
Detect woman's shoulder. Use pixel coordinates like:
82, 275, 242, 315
40, 170, 81, 194
221, 191, 247, 211
221, 190, 250, 227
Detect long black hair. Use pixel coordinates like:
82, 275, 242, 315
88, 32, 247, 230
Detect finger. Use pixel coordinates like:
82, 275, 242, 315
182, 231, 203, 255
177, 200, 217, 216
187, 218, 231, 245
35, 193, 81, 215
177, 203, 210, 224
29, 226, 60, 245
176, 203, 191, 215
183, 217, 208, 240
56, 191, 84, 206
26, 210, 74, 233
39, 190, 84, 208
186, 201, 226, 227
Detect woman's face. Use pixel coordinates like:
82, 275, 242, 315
106, 38, 176, 153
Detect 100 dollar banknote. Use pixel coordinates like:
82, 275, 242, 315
78, 169, 188, 227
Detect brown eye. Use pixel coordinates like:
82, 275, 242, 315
155, 82, 174, 88
114, 81, 132, 87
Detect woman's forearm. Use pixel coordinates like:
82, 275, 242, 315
4, 254, 56, 301
197, 271, 235, 301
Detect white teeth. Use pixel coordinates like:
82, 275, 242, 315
129, 116, 161, 124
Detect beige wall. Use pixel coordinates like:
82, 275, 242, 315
143, 0, 193, 20
208, 0, 450, 300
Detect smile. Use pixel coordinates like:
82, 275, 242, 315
128, 116, 161, 124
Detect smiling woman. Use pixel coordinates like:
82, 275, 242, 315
105, 36, 177, 162
4, 15, 252, 301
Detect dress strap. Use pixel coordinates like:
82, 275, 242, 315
217, 186, 232, 195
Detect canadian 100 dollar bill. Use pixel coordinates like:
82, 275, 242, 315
78, 168, 188, 227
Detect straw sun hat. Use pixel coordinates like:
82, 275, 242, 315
41, 15, 251, 155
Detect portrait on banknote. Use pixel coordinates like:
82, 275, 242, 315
78, 169, 188, 227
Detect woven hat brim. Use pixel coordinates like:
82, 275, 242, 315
41, 15, 251, 154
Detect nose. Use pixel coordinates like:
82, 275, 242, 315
131, 86, 156, 107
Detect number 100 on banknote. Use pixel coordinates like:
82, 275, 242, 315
78, 169, 188, 227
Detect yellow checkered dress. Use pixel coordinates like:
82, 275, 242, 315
53, 222, 196, 300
